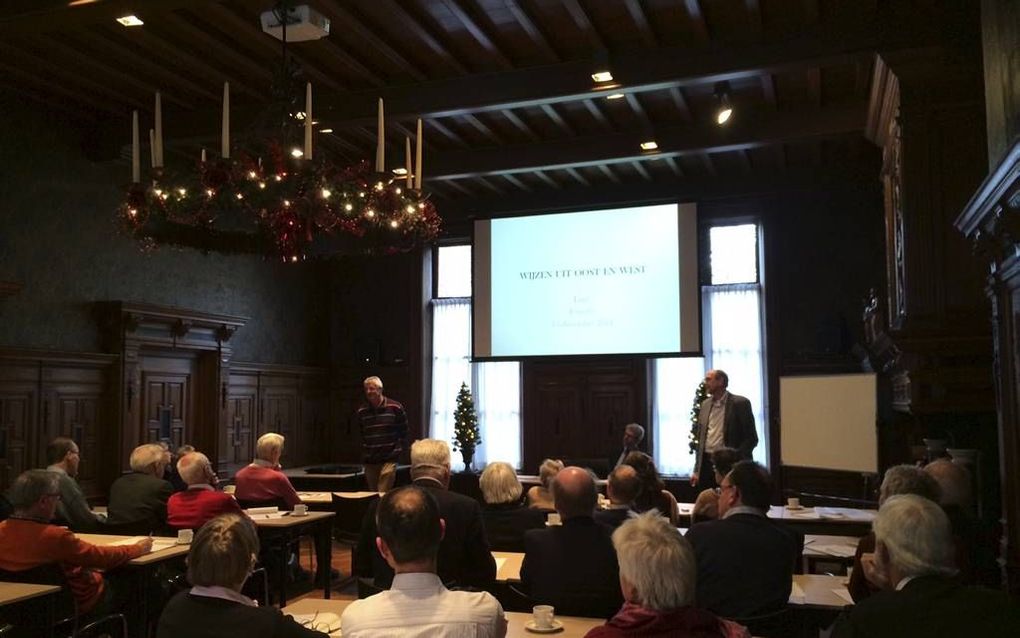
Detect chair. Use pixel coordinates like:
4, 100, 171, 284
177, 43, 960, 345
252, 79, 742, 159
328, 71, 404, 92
0, 495, 12, 522
726, 608, 795, 638
331, 491, 380, 546
236, 497, 291, 511
0, 563, 128, 638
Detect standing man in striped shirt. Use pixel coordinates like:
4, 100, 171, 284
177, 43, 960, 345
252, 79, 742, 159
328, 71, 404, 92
359, 376, 408, 492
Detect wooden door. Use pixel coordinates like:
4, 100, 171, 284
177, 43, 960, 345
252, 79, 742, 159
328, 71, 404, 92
260, 381, 298, 466
0, 371, 37, 493
139, 356, 195, 451
224, 373, 257, 474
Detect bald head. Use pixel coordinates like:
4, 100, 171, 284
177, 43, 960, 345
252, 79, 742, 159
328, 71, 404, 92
608, 464, 640, 505
551, 466, 597, 520
924, 458, 972, 508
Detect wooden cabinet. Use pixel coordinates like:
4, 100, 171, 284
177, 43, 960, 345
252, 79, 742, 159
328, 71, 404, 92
0, 351, 115, 496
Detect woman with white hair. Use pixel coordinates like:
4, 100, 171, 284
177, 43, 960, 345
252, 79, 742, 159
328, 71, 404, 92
479, 461, 545, 551
585, 512, 749, 638
526, 458, 563, 510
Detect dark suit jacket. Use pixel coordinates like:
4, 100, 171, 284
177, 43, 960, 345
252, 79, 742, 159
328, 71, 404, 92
354, 478, 496, 589
831, 575, 1020, 638
694, 393, 757, 476
594, 507, 633, 531
685, 511, 803, 618
108, 472, 173, 530
157, 592, 328, 638
481, 501, 546, 552
520, 516, 624, 619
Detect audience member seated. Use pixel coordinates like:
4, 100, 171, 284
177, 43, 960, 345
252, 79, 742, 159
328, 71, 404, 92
526, 458, 563, 510
0, 469, 151, 617
521, 466, 624, 619
848, 464, 941, 602
161, 441, 193, 492
108, 443, 173, 533
685, 461, 802, 620
623, 452, 678, 526
691, 447, 741, 522
595, 465, 640, 531
925, 458, 1001, 588
167, 452, 244, 530
44, 436, 104, 531
612, 423, 645, 471
478, 461, 545, 552
585, 511, 749, 638
831, 495, 1020, 638
157, 514, 328, 638
355, 439, 495, 590
233, 433, 301, 509
342, 486, 507, 637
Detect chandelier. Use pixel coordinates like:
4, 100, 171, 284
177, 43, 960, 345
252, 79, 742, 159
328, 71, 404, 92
118, 5, 440, 261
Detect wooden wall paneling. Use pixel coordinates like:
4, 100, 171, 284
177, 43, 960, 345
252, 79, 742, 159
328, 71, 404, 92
224, 372, 257, 473
299, 376, 329, 466
331, 372, 364, 464
0, 361, 38, 493
42, 363, 109, 496
259, 374, 299, 467
139, 354, 195, 451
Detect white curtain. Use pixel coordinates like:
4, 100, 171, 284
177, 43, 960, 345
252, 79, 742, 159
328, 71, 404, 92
652, 283, 767, 475
430, 298, 521, 471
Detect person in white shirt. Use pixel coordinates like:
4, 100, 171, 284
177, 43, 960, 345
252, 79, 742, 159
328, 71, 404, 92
341, 485, 507, 638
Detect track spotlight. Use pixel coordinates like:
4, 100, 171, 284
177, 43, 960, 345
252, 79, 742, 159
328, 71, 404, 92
714, 81, 733, 125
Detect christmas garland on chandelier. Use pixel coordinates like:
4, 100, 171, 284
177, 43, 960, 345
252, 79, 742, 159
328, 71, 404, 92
119, 84, 441, 260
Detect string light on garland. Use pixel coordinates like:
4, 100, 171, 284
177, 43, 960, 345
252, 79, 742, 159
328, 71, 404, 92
688, 380, 708, 455
119, 69, 439, 259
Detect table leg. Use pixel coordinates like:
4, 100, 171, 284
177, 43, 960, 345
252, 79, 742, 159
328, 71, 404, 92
315, 519, 332, 599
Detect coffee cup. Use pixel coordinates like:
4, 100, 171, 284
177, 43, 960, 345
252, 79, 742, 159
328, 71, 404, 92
177, 528, 193, 545
533, 605, 555, 629
546, 512, 561, 526
293, 503, 308, 516
787, 497, 800, 509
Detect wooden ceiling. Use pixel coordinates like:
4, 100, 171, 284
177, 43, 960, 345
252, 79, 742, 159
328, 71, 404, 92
0, 0, 962, 221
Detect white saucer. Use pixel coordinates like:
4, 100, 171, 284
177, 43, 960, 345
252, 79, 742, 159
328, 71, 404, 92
524, 620, 563, 633
786, 505, 805, 511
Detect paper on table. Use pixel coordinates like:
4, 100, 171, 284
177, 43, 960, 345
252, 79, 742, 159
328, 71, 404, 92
788, 581, 806, 605
812, 544, 857, 558
832, 587, 854, 604
291, 612, 342, 635
105, 537, 176, 552
244, 506, 279, 516
815, 507, 875, 521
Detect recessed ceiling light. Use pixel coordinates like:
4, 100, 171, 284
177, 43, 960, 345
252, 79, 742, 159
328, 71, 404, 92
392, 168, 408, 176
319, 128, 333, 134
606, 93, 625, 100
591, 71, 613, 83
640, 141, 658, 151
290, 148, 304, 158
69, 0, 100, 6
116, 15, 144, 27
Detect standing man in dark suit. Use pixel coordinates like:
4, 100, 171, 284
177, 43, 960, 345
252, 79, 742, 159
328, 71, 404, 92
108, 443, 173, 532
354, 439, 495, 590
691, 370, 757, 489
685, 461, 802, 619
832, 494, 1020, 638
520, 466, 624, 619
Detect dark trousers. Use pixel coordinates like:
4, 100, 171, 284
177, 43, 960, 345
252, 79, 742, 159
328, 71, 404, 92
698, 453, 720, 490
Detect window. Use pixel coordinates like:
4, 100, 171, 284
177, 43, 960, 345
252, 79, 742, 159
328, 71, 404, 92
653, 223, 768, 475
430, 245, 522, 470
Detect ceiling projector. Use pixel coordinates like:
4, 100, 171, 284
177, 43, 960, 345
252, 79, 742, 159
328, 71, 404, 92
260, 5, 330, 42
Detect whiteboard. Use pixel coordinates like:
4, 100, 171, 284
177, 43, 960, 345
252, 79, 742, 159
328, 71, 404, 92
780, 373, 878, 473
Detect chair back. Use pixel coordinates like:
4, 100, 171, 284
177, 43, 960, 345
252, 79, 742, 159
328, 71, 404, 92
331, 492, 380, 545
237, 497, 290, 511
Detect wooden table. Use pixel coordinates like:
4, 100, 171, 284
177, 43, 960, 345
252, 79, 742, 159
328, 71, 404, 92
0, 582, 61, 607
802, 534, 861, 573
252, 510, 335, 606
77, 533, 188, 637
0, 582, 62, 638
282, 597, 606, 637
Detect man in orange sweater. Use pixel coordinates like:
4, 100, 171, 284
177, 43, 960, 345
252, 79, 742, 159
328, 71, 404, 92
0, 469, 152, 615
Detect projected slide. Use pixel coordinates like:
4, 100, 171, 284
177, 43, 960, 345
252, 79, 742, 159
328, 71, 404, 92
483, 204, 683, 357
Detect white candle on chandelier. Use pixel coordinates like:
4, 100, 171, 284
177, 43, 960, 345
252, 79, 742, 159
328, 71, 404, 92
154, 91, 163, 168
221, 81, 230, 159
131, 110, 140, 183
201, 148, 207, 163
304, 82, 313, 161
414, 118, 423, 190
149, 129, 156, 169
376, 98, 385, 172
405, 137, 413, 189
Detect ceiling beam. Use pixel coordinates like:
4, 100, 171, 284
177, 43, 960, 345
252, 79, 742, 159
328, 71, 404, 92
313, 0, 428, 81
378, 0, 467, 75
0, 0, 213, 31
441, 0, 513, 69
623, 0, 657, 47
683, 0, 711, 47
427, 102, 865, 180
503, 0, 559, 61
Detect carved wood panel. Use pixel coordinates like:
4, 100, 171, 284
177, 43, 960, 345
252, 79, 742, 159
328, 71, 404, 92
0, 389, 35, 494
53, 397, 100, 489
142, 374, 190, 450
260, 387, 298, 466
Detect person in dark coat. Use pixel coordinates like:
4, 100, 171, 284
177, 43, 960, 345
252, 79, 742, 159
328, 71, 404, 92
108, 443, 173, 533
479, 461, 545, 552
521, 466, 624, 619
594, 465, 639, 531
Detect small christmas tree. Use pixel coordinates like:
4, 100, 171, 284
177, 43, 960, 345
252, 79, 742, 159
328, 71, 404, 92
452, 382, 481, 469
688, 380, 708, 454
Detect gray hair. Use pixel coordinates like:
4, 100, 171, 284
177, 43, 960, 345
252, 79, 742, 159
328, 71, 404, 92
613, 511, 695, 610
8, 470, 60, 510
880, 464, 941, 504
538, 458, 564, 489
188, 514, 260, 589
178, 451, 213, 486
129, 443, 166, 474
411, 439, 450, 481
363, 376, 383, 389
624, 423, 645, 442
255, 433, 285, 461
874, 494, 957, 579
479, 462, 522, 505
